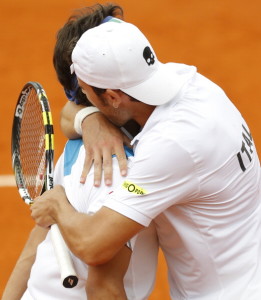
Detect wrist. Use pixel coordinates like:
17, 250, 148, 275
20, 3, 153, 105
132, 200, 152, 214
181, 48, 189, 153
54, 196, 76, 225
74, 106, 100, 135
49, 185, 70, 223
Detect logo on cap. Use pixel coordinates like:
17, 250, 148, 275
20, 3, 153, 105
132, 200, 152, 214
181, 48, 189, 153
143, 46, 155, 66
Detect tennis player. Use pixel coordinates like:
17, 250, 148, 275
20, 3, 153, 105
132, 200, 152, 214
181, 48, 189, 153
3, 139, 158, 300
32, 17, 261, 299
3, 6, 159, 299
54, 3, 134, 187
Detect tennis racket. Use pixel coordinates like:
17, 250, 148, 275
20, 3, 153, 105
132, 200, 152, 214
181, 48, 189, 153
11, 81, 78, 288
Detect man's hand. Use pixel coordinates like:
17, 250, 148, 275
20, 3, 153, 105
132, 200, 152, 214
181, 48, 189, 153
30, 185, 71, 228
31, 186, 144, 266
81, 113, 129, 186
60, 102, 129, 187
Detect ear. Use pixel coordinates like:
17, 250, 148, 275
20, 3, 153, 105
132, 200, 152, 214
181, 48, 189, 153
104, 89, 122, 108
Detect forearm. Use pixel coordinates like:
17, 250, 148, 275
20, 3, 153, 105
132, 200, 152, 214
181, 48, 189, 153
31, 186, 143, 266
52, 201, 104, 266
2, 226, 48, 300
55, 205, 142, 266
60, 101, 86, 139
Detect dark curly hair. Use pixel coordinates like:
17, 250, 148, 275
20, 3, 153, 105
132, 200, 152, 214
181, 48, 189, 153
53, 3, 124, 105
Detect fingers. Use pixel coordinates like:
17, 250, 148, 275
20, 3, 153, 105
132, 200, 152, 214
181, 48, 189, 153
102, 150, 113, 187
30, 186, 66, 228
30, 200, 55, 228
81, 146, 128, 187
80, 149, 94, 184
93, 152, 103, 187
80, 113, 129, 186
80, 147, 106, 186
92, 149, 113, 187
114, 145, 128, 177
81, 146, 126, 187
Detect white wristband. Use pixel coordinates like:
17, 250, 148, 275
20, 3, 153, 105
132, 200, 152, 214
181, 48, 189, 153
74, 106, 100, 135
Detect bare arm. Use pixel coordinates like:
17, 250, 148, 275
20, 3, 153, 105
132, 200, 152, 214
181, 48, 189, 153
86, 246, 131, 300
80, 113, 130, 186
60, 102, 129, 186
2, 226, 48, 300
60, 101, 85, 139
30, 185, 143, 266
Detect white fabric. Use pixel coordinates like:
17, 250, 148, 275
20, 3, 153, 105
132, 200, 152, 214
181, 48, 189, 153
105, 72, 261, 299
22, 143, 158, 300
71, 19, 196, 105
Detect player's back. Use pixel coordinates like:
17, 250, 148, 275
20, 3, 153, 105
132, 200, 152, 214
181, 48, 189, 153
23, 139, 158, 300
154, 72, 261, 299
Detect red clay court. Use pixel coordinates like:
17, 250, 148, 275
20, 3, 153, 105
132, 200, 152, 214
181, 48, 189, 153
1, 1, 261, 298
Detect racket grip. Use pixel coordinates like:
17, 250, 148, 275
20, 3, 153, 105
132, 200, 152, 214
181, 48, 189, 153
50, 224, 78, 288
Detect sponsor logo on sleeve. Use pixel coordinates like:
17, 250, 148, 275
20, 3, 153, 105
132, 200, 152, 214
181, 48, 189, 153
122, 181, 147, 195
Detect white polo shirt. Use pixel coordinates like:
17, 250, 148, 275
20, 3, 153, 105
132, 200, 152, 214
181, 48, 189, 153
105, 66, 261, 299
22, 140, 158, 300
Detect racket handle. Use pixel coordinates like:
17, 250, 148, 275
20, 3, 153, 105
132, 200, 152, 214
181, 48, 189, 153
50, 224, 78, 288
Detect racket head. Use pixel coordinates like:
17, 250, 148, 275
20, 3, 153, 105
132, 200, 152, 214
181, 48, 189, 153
11, 81, 54, 204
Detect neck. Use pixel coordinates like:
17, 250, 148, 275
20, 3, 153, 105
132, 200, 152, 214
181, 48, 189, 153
132, 102, 156, 127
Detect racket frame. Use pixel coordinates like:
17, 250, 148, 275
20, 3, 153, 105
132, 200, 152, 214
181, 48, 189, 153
11, 82, 78, 288
12, 82, 54, 203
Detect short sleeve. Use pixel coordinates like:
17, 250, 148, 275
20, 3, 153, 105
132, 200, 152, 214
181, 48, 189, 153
104, 133, 200, 226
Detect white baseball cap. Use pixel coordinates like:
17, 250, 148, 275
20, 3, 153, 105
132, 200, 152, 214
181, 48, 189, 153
71, 19, 196, 105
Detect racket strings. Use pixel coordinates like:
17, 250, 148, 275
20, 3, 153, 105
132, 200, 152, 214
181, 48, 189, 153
19, 88, 46, 198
